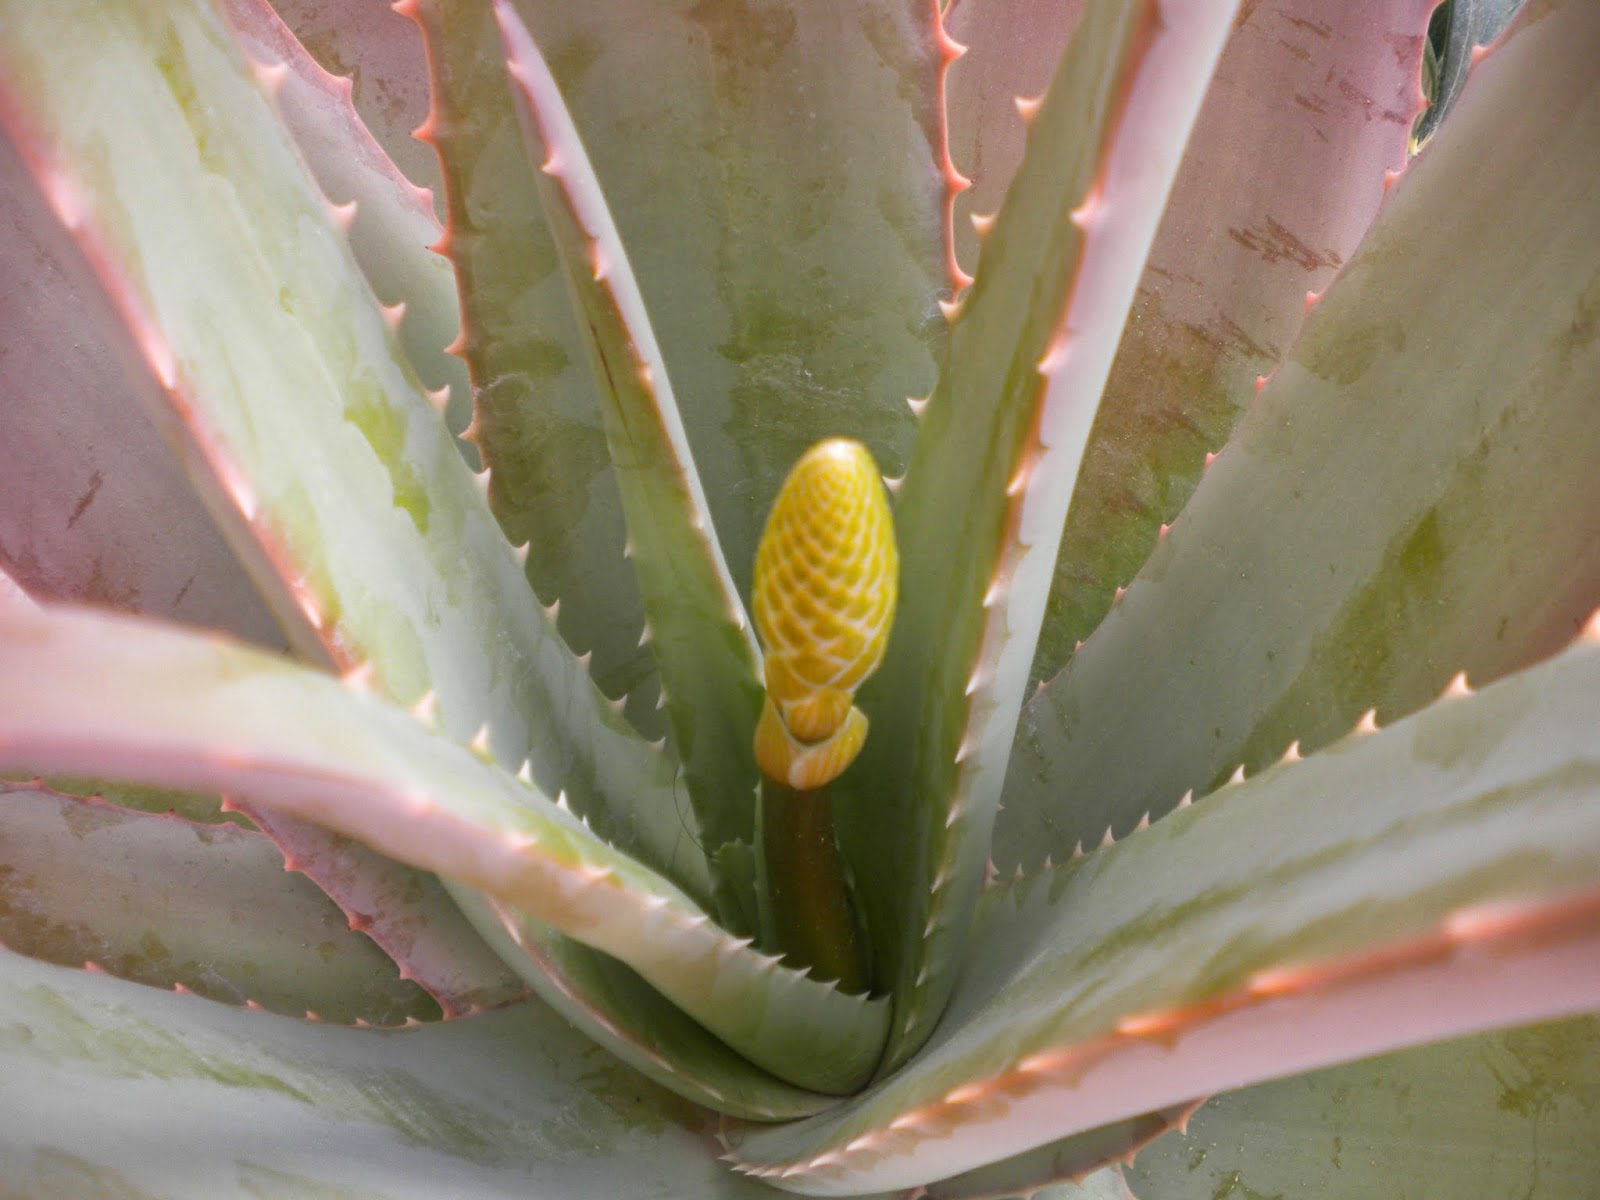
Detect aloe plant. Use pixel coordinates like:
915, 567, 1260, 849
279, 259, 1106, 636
0, 0, 1597, 1194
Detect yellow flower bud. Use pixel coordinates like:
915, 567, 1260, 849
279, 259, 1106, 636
752, 438, 898, 786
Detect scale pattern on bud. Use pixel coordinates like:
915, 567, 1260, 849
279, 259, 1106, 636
753, 438, 898, 787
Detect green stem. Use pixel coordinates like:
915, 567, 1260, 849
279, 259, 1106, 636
756, 778, 870, 994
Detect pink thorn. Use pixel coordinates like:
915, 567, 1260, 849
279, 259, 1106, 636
1579, 608, 1600, 643
426, 385, 451, 413
172, 982, 194, 995
1176, 790, 1193, 808
1203, 450, 1219, 470
1382, 167, 1403, 193
543, 597, 561, 621
1253, 374, 1269, 394
512, 541, 531, 566
409, 690, 439, 725
1354, 708, 1380, 735
250, 60, 291, 98
1134, 812, 1150, 832
469, 725, 492, 756
391, 0, 420, 19
340, 660, 377, 692
1441, 671, 1472, 699
412, 111, 440, 146
1470, 43, 1492, 65
1303, 290, 1319, 314
82, 961, 107, 974
429, 228, 453, 257
1014, 94, 1044, 122
970, 210, 997, 238
516, 761, 534, 785
1112, 585, 1127, 606
1228, 764, 1246, 785
327, 199, 359, 233
1099, 826, 1116, 849
883, 473, 905, 496
1281, 740, 1302, 764
380, 300, 407, 332
1117, 1008, 1187, 1038
1157, 522, 1172, 540
577, 649, 594, 669
281, 856, 302, 874
937, 296, 963, 323
907, 395, 930, 417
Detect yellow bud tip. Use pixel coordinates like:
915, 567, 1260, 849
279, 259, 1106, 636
755, 697, 870, 789
752, 439, 898, 779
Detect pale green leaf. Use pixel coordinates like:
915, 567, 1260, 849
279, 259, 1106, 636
726, 629, 1600, 1194
0, 781, 434, 1026
0, 0, 703, 901
1126, 1016, 1600, 1200
0, 604, 887, 1098
842, 0, 1238, 1070
997, 0, 1600, 865
495, 2, 765, 882
0, 953, 774, 1199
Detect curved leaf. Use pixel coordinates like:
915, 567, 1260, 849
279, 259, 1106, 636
0, 0, 703, 901
0, 133, 284, 649
997, 0, 1600, 864
0, 952, 774, 1199
0, 781, 434, 1026
842, 0, 1238, 1070
0, 605, 888, 1098
1031, 0, 1436, 686
727, 627, 1600, 1194
496, 2, 765, 877
1126, 1016, 1600, 1200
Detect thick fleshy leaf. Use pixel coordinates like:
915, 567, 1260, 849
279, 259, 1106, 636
842, 0, 1237, 1070
265, 0, 443, 202
447, 887, 835, 1122
405, 0, 662, 729
1125, 1015, 1600, 1199
222, 0, 474, 442
1031, 0, 1435, 686
411, 0, 947, 713
997, 0, 1600, 865
726, 628, 1600, 1194
230, 802, 526, 1018
0, 953, 774, 1198
0, 781, 434, 1026
915, 1100, 1197, 1200
944, 0, 1084, 278
0, 135, 284, 649
0, 605, 888, 1098
0, 0, 703, 900
495, 3, 765, 877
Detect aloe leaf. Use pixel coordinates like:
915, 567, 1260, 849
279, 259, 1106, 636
726, 628, 1600, 1195
265, 0, 443, 203
1125, 1016, 1600, 1199
1031, 0, 1436, 687
0, 605, 889, 1097
405, 0, 661, 730
997, 0, 1600, 866
841, 0, 1238, 1070
915, 1101, 1198, 1200
0, 0, 703, 899
230, 803, 525, 1019
221, 0, 474, 443
0, 135, 284, 649
0, 781, 436, 1026
943, 0, 1083, 278
495, 2, 765, 868
447, 887, 836, 1121
0, 953, 777, 1199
